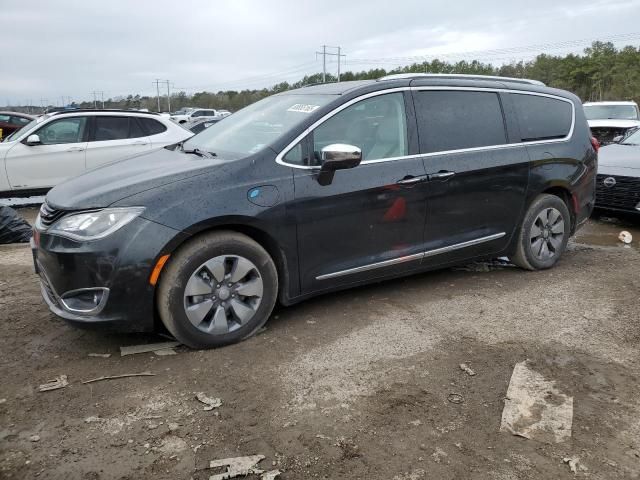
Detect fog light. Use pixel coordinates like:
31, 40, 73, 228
60, 288, 109, 314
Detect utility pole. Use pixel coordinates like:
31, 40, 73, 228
166, 80, 171, 113
92, 91, 105, 109
315, 45, 346, 83
154, 79, 162, 112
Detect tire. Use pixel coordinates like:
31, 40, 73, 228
511, 194, 571, 271
157, 231, 278, 349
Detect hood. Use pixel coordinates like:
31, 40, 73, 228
47, 147, 226, 209
598, 143, 640, 176
588, 119, 640, 128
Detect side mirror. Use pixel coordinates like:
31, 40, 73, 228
612, 135, 624, 143
317, 144, 362, 186
25, 134, 41, 146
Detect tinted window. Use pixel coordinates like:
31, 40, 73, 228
139, 118, 167, 135
94, 117, 129, 141
37, 117, 88, 144
313, 92, 408, 163
94, 116, 146, 141
191, 110, 205, 118
129, 118, 145, 138
0, 114, 10, 122
511, 94, 572, 142
11, 116, 31, 125
414, 91, 506, 153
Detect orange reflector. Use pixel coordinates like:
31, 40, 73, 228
149, 254, 170, 286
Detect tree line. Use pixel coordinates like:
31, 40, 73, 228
7, 41, 640, 114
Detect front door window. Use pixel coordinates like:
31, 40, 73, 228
312, 92, 408, 165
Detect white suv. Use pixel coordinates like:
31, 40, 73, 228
170, 108, 230, 125
583, 101, 640, 144
0, 110, 192, 195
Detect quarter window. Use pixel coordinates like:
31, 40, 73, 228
312, 92, 408, 164
510, 94, 572, 142
36, 117, 88, 145
139, 118, 167, 135
414, 91, 506, 153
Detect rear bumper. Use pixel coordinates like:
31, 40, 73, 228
34, 216, 187, 332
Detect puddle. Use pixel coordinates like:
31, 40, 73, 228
575, 216, 640, 250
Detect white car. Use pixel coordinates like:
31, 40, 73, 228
170, 108, 229, 125
0, 110, 193, 195
584, 101, 640, 145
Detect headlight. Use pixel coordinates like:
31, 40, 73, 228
48, 207, 145, 241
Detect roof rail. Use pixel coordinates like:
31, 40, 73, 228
377, 73, 545, 86
49, 109, 160, 116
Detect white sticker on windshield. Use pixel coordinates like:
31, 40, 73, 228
287, 104, 320, 113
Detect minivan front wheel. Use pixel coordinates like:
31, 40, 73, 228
512, 194, 571, 270
157, 231, 278, 349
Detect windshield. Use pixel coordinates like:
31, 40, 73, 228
2, 115, 48, 142
621, 129, 640, 145
584, 104, 639, 120
183, 93, 335, 157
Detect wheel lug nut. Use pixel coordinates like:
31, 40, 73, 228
216, 284, 221, 288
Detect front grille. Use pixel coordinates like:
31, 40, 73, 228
595, 174, 640, 211
39, 202, 68, 228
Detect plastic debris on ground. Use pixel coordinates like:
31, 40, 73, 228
0, 206, 32, 244
618, 230, 633, 244
196, 392, 222, 411
500, 360, 573, 443
459, 363, 476, 376
208, 454, 265, 480
119, 341, 180, 356
38, 375, 69, 392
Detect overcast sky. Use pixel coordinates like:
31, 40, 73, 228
2, 0, 640, 106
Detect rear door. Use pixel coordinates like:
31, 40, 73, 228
412, 88, 530, 265
291, 91, 429, 293
85, 116, 151, 169
5, 116, 89, 190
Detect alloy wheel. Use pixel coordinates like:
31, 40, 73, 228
183, 255, 263, 335
529, 207, 565, 260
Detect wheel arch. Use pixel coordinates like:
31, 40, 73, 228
540, 184, 577, 234
157, 218, 293, 307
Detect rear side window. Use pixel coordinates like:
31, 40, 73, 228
510, 94, 573, 142
94, 116, 147, 141
139, 117, 167, 135
414, 91, 506, 153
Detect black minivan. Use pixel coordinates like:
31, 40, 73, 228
33, 74, 597, 348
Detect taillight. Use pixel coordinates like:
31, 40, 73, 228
590, 136, 600, 153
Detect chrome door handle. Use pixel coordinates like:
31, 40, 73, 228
396, 175, 428, 185
428, 171, 455, 180
132, 141, 147, 146
66, 147, 85, 152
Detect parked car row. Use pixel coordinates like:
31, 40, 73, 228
170, 107, 231, 125
0, 110, 192, 195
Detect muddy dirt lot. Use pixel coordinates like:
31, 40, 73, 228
1, 211, 640, 480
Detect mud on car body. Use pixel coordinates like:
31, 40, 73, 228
33, 74, 597, 349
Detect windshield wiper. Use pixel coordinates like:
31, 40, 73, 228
181, 146, 217, 158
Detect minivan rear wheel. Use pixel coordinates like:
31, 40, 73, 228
157, 231, 278, 349
512, 194, 571, 271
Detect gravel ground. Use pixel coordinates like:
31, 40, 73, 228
1, 211, 639, 479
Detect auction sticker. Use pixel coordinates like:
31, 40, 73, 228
287, 104, 320, 113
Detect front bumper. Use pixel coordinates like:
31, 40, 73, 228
34, 216, 187, 332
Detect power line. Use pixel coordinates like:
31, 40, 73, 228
316, 45, 346, 82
